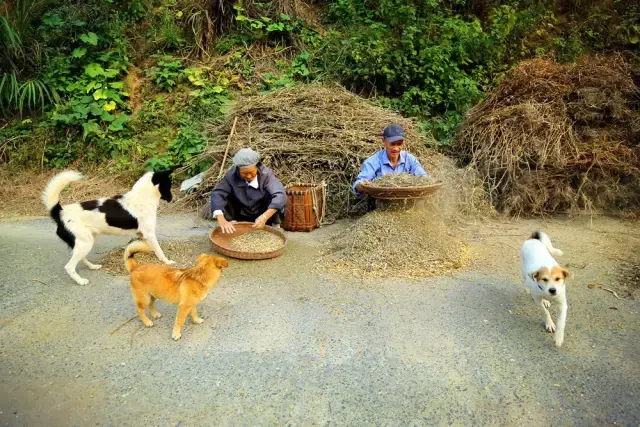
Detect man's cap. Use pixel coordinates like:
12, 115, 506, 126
383, 124, 404, 143
232, 148, 260, 167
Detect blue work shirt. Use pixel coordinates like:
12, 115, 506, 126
352, 150, 428, 197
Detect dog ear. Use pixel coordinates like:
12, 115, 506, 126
561, 268, 571, 280
151, 170, 174, 202
215, 257, 228, 269
530, 267, 547, 281
151, 170, 172, 185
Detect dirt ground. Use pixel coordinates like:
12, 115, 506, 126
0, 210, 638, 426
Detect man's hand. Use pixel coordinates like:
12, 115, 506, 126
252, 214, 268, 229
218, 216, 236, 234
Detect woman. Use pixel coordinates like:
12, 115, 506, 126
210, 148, 286, 234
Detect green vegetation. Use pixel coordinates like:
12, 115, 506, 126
1, 0, 637, 172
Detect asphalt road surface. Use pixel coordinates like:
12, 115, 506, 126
1, 215, 638, 426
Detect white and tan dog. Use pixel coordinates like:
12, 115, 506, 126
520, 231, 571, 347
43, 170, 176, 285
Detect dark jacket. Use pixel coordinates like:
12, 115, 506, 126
210, 164, 286, 216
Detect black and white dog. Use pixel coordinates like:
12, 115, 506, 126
43, 170, 176, 285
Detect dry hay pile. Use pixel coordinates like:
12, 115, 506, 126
319, 209, 469, 278
456, 55, 640, 216
184, 84, 489, 220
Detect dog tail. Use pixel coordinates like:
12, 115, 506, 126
42, 170, 83, 211
43, 170, 83, 249
124, 240, 153, 272
531, 230, 563, 257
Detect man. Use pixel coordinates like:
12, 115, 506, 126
353, 124, 428, 207
211, 148, 286, 234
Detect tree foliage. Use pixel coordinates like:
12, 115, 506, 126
0, 0, 637, 168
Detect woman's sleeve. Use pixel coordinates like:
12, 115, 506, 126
210, 174, 233, 212
264, 171, 287, 211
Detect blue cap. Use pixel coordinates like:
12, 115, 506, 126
383, 124, 404, 143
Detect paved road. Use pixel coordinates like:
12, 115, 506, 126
0, 215, 638, 426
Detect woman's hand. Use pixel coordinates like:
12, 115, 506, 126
218, 217, 236, 234
253, 214, 268, 229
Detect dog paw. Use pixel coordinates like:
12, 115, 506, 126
554, 333, 564, 347
165, 260, 176, 266
152, 312, 162, 319
76, 277, 89, 286
143, 319, 154, 327
192, 317, 204, 325
88, 263, 102, 270
172, 330, 182, 340
545, 321, 556, 333
542, 300, 551, 308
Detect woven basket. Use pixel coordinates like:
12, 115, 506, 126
209, 222, 287, 260
359, 181, 443, 200
283, 182, 326, 232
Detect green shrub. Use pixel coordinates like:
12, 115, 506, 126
147, 2, 186, 51
145, 65, 232, 173
147, 56, 183, 90
322, 1, 489, 122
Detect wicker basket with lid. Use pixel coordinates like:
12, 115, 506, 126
283, 182, 326, 232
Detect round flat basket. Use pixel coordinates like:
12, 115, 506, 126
209, 222, 287, 260
359, 181, 443, 200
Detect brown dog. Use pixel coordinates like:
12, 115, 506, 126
124, 241, 228, 340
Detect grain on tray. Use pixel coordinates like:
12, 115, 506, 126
229, 230, 283, 253
371, 173, 437, 188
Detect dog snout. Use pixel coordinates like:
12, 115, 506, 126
549, 288, 557, 295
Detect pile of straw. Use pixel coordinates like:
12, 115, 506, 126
184, 84, 488, 220
318, 208, 470, 278
455, 55, 640, 216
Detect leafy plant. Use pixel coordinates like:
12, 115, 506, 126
225, 49, 255, 80
146, 65, 232, 173
420, 112, 465, 148
147, 56, 183, 90
291, 51, 311, 78
322, 9, 488, 119
0, 0, 42, 71
258, 72, 295, 92
0, 0, 60, 117
233, 6, 301, 44
147, 3, 186, 51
